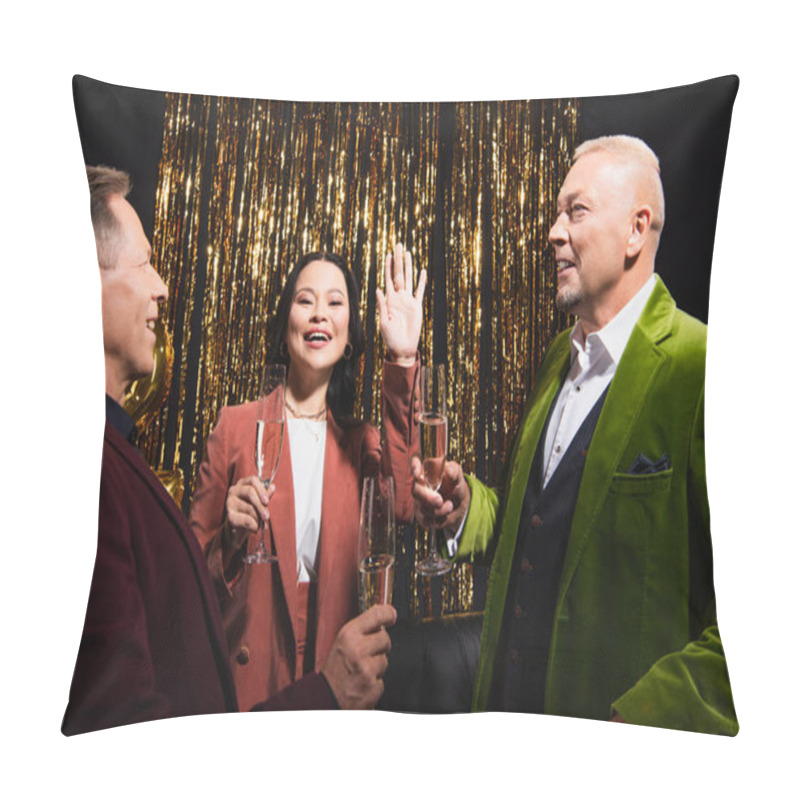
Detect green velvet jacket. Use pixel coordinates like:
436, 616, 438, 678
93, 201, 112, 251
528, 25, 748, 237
459, 277, 738, 734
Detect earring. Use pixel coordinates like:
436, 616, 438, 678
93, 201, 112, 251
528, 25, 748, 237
343, 343, 353, 360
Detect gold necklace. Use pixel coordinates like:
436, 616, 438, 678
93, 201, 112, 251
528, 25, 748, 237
284, 397, 327, 420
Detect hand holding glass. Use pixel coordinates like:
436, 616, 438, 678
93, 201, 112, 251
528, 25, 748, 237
358, 476, 396, 611
244, 364, 285, 566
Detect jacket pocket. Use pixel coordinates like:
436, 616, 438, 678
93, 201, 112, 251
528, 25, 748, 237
609, 468, 673, 495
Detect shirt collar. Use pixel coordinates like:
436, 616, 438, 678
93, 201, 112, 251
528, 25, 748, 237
570, 274, 657, 366
105, 394, 139, 448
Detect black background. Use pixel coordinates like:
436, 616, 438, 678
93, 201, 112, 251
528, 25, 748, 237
74, 74, 738, 324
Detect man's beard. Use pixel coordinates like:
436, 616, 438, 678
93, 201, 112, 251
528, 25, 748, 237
556, 284, 581, 312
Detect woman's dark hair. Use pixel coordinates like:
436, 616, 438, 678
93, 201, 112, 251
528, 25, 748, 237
267, 251, 365, 423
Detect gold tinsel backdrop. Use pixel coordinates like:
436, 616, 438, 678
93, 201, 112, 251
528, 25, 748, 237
140, 94, 578, 618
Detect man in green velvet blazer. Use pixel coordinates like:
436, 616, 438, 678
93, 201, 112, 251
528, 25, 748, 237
412, 136, 737, 734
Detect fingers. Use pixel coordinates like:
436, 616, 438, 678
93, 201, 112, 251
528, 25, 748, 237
439, 461, 468, 515
411, 458, 468, 532
411, 478, 445, 510
410, 457, 442, 505
344, 607, 395, 665
415, 267, 427, 302
394, 242, 405, 291
411, 468, 453, 528
355, 603, 397, 635
440, 460, 465, 497
411, 456, 452, 504
323, 605, 396, 709
384, 243, 426, 304
227, 505, 260, 533
403, 246, 413, 290
386, 242, 428, 318
233, 474, 273, 498
415, 503, 455, 531
376, 287, 388, 324
226, 477, 274, 530
386, 244, 415, 293
357, 624, 393, 663
384, 253, 395, 296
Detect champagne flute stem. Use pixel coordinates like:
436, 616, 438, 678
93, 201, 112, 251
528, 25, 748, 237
256, 477, 274, 556
256, 518, 266, 554
428, 528, 437, 558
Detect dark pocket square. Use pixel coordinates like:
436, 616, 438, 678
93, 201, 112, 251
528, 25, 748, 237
627, 452, 670, 475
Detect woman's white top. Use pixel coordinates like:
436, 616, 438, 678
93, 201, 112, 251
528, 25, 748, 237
287, 418, 327, 583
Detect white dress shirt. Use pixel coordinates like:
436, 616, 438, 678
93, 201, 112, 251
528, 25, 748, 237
541, 274, 656, 487
287, 418, 327, 583
449, 274, 656, 554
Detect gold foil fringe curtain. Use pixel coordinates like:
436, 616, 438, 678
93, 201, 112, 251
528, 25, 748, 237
438, 100, 576, 614
142, 94, 577, 616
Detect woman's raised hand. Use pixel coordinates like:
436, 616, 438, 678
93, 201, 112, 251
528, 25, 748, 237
224, 476, 276, 550
376, 243, 427, 367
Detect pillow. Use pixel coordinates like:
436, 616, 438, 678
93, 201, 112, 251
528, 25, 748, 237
66, 74, 738, 736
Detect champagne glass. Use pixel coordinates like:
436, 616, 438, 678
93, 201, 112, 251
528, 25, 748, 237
358, 476, 396, 611
244, 364, 285, 566
415, 363, 452, 576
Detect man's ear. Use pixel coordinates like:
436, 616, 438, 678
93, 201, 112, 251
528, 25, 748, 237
626, 205, 653, 259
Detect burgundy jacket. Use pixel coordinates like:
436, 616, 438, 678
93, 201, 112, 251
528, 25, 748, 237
62, 421, 334, 736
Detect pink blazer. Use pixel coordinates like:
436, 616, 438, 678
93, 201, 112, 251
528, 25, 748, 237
190, 361, 417, 711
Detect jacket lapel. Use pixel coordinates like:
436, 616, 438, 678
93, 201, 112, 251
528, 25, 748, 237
313, 413, 357, 669
482, 333, 572, 658
269, 416, 299, 645
501, 332, 571, 533
106, 423, 203, 572
105, 423, 238, 710
557, 277, 676, 601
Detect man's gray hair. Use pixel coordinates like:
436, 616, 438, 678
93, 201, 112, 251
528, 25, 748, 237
573, 135, 665, 233
86, 165, 132, 268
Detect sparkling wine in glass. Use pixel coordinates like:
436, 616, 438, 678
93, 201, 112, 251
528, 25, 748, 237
358, 476, 396, 611
415, 364, 452, 576
244, 364, 285, 566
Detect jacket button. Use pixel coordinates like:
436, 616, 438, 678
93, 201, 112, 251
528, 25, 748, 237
531, 514, 543, 528
520, 556, 533, 573
235, 646, 250, 665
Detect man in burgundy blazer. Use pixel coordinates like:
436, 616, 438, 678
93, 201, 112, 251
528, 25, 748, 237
62, 166, 395, 735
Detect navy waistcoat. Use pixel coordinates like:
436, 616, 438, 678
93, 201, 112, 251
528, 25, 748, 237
495, 385, 609, 713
